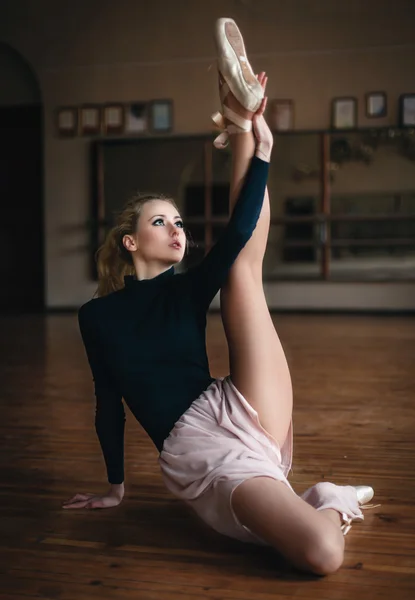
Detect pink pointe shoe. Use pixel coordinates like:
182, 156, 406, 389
355, 485, 375, 505
214, 18, 264, 112
212, 18, 263, 149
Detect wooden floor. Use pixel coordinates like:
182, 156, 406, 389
1, 312, 415, 599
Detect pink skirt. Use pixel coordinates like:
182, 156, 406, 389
159, 376, 365, 545
158, 376, 294, 544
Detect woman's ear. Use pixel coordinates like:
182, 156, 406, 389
122, 234, 138, 252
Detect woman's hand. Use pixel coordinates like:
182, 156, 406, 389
252, 72, 273, 162
62, 484, 124, 509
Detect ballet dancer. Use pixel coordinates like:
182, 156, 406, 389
64, 18, 375, 576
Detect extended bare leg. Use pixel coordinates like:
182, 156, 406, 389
220, 77, 292, 447
211, 17, 371, 572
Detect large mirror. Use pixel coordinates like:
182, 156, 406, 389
264, 129, 415, 281
92, 128, 415, 281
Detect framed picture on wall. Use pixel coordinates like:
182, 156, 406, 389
124, 102, 148, 134
80, 104, 101, 135
269, 99, 294, 131
103, 104, 124, 135
150, 99, 173, 132
399, 94, 415, 127
366, 92, 387, 118
331, 97, 357, 129
56, 107, 78, 137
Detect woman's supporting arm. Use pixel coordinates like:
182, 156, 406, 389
78, 304, 126, 485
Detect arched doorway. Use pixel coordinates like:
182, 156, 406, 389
0, 43, 44, 312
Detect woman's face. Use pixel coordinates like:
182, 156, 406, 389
133, 199, 187, 265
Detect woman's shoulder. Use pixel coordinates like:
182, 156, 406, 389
78, 288, 125, 321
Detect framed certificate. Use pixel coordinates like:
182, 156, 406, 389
79, 105, 101, 136
103, 104, 124, 135
332, 97, 357, 129
124, 102, 148, 134
150, 99, 173, 133
56, 107, 78, 137
269, 99, 294, 131
399, 94, 415, 127
366, 92, 387, 118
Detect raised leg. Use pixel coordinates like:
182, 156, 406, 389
219, 81, 292, 448
218, 83, 347, 576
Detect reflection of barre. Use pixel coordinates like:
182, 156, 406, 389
176, 158, 202, 270
177, 159, 200, 209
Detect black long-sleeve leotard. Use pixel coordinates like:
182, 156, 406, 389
78, 156, 269, 484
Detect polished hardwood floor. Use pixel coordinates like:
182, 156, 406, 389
1, 312, 414, 599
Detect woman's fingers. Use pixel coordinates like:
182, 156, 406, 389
256, 72, 267, 92
62, 493, 94, 506
260, 96, 268, 114
255, 96, 268, 117
62, 499, 91, 509
63, 493, 94, 504
62, 494, 121, 510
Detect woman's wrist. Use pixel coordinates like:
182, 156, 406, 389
109, 482, 124, 499
255, 149, 271, 162
255, 143, 272, 163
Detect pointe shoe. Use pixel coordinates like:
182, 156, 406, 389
354, 485, 375, 505
214, 17, 264, 112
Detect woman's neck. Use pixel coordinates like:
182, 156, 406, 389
132, 260, 174, 281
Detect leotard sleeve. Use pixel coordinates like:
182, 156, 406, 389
186, 155, 269, 311
78, 304, 126, 484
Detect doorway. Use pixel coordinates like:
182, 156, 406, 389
0, 44, 44, 312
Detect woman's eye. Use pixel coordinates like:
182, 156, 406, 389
152, 218, 183, 228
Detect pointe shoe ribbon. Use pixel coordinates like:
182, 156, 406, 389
211, 106, 252, 149
341, 486, 381, 536
211, 111, 228, 149
211, 81, 253, 149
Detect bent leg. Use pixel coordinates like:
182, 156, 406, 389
220, 88, 292, 447
232, 477, 345, 576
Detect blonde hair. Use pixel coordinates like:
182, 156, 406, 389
95, 193, 181, 298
